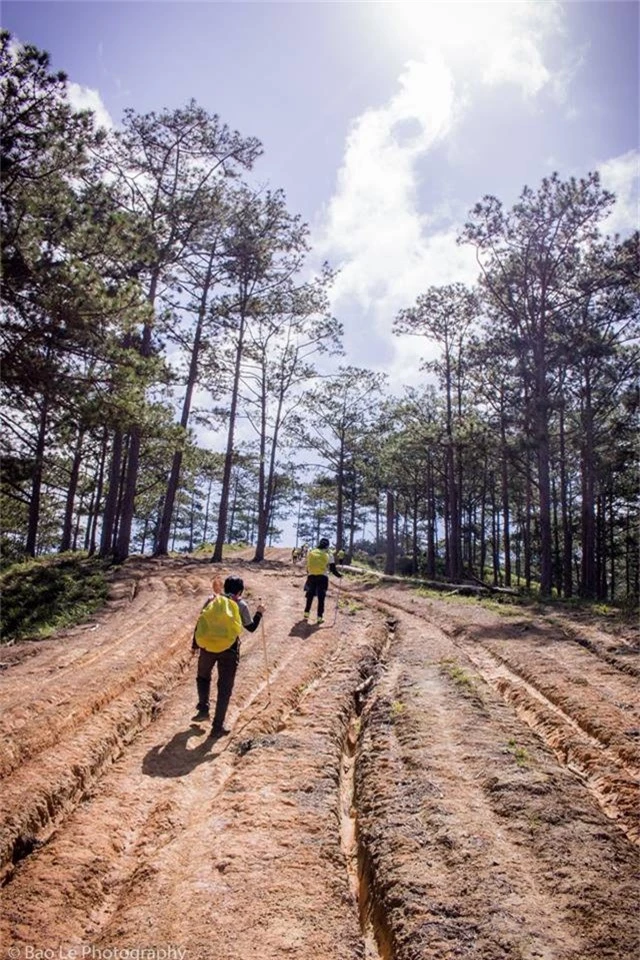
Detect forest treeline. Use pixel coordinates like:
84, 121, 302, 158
1, 32, 638, 602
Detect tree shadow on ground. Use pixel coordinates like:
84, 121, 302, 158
142, 723, 224, 778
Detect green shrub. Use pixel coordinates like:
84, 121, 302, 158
1, 554, 110, 643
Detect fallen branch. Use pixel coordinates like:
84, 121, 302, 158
338, 565, 520, 597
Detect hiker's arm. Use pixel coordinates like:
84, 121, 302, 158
243, 609, 263, 633
329, 562, 342, 578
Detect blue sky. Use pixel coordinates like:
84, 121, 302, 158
4, 0, 639, 386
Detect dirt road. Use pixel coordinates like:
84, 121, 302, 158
1, 551, 638, 959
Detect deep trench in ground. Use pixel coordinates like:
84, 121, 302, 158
338, 620, 397, 960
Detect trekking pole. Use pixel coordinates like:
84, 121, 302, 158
259, 599, 271, 701
332, 579, 341, 626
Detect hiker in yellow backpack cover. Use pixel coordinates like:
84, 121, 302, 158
191, 575, 265, 739
303, 537, 342, 625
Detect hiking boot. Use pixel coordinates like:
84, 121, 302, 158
209, 725, 230, 740
303, 611, 309, 620
317, 617, 324, 625
192, 706, 210, 721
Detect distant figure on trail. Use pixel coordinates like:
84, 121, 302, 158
191, 575, 265, 739
303, 537, 342, 625
292, 544, 308, 564
336, 548, 346, 564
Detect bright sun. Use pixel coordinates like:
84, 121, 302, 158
372, 1, 553, 98
376, 1, 526, 62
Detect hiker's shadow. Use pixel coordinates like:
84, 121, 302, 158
142, 724, 220, 778
288, 619, 319, 638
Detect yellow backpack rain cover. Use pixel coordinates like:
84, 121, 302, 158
195, 594, 243, 653
307, 548, 330, 575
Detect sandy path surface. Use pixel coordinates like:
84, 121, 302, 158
1, 551, 638, 959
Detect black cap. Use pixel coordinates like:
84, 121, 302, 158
318, 538, 330, 549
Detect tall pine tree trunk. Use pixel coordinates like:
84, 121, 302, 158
446, 442, 462, 580
552, 478, 561, 596
26, 397, 49, 557
535, 398, 553, 596
203, 474, 215, 546
336, 430, 346, 551
384, 489, 395, 575
114, 273, 159, 562
609, 490, 616, 601
500, 421, 512, 587
114, 429, 139, 562
112, 439, 129, 553
426, 459, 436, 578
255, 369, 287, 562
348, 483, 357, 559
156, 255, 214, 555
87, 428, 108, 555
524, 457, 533, 590
213, 298, 247, 562
412, 489, 419, 575
558, 400, 573, 597
60, 428, 85, 552
580, 369, 597, 598
253, 377, 269, 561
480, 480, 487, 580
99, 429, 122, 557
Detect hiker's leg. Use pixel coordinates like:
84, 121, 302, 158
212, 642, 239, 732
196, 676, 210, 714
304, 576, 317, 614
196, 649, 214, 712
316, 576, 329, 618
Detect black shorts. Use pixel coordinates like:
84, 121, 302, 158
304, 574, 329, 598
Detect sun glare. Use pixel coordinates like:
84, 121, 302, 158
378, 0, 528, 60
373, 1, 555, 97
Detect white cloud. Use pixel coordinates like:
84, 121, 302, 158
67, 82, 114, 130
317, 50, 456, 302
314, 2, 567, 392
478, 2, 564, 97
599, 150, 639, 237
385, 1, 564, 99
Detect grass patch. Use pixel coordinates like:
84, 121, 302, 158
223, 541, 251, 554
339, 597, 363, 616
191, 541, 249, 557
439, 657, 475, 689
414, 582, 634, 634
506, 738, 530, 767
414, 585, 527, 615
1, 554, 111, 644
345, 570, 380, 587
438, 657, 487, 711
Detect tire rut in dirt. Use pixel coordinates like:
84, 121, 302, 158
0, 638, 192, 881
351, 596, 639, 960
0, 567, 220, 880
457, 641, 640, 844
348, 584, 640, 846
1, 573, 394, 959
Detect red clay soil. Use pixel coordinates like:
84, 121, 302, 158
1, 550, 638, 960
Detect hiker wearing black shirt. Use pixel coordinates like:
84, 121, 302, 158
192, 576, 264, 738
